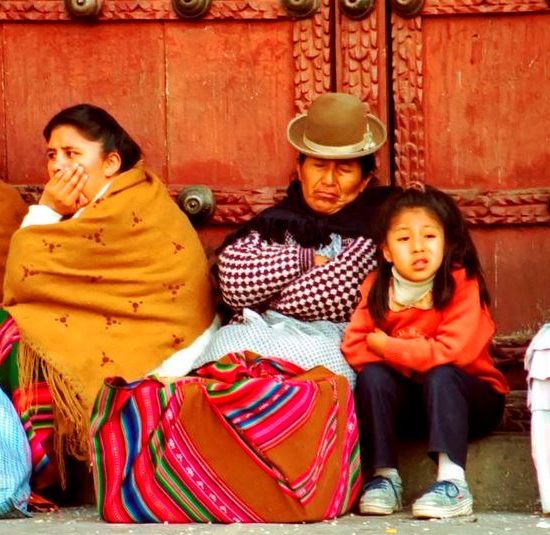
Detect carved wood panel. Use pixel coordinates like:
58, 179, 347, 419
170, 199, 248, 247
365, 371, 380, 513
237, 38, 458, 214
391, 14, 423, 187
16, 183, 550, 227
335, 0, 390, 183
294, 0, 331, 113
423, 0, 549, 15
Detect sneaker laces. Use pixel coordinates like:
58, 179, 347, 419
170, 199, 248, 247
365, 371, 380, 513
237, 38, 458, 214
363, 476, 400, 501
422, 480, 461, 499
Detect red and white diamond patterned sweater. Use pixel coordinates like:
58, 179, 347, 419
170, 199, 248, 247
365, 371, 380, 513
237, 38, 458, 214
217, 230, 378, 323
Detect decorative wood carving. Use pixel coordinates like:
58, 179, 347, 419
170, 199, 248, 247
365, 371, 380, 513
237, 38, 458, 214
64, 0, 102, 17
423, 0, 549, 15
281, 0, 319, 19
172, 0, 212, 19
0, 0, 288, 21
391, 0, 423, 17
292, 0, 331, 113
203, 187, 289, 226
449, 189, 550, 226
391, 14, 424, 186
206, 187, 550, 226
3, 0, 543, 20
15, 185, 45, 205
16, 184, 550, 226
339, 8, 380, 115
483, 349, 530, 430
339, 0, 375, 20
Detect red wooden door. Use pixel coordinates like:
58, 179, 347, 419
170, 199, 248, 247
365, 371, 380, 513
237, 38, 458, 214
2, 0, 549, 359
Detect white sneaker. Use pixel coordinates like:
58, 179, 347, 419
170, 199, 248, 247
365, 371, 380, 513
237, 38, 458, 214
412, 479, 473, 519
359, 475, 403, 515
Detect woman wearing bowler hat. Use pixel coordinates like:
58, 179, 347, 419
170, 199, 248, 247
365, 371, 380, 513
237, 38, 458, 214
194, 92, 393, 382
177, 92, 395, 522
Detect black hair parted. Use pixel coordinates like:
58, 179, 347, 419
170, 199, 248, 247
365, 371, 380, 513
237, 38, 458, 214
367, 185, 490, 325
43, 103, 142, 173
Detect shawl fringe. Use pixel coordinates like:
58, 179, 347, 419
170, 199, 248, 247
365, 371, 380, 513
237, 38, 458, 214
18, 340, 89, 488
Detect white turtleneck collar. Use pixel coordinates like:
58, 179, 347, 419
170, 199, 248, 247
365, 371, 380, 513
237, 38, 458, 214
391, 266, 435, 307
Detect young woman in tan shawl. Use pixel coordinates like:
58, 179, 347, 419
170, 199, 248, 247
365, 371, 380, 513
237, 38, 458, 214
1, 104, 216, 486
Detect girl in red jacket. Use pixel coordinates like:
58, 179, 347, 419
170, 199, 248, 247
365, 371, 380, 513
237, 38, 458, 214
342, 185, 508, 519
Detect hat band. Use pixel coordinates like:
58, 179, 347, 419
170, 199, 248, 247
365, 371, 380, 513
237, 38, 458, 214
302, 131, 375, 155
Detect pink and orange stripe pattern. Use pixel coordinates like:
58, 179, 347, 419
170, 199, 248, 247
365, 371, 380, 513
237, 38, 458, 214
90, 352, 362, 523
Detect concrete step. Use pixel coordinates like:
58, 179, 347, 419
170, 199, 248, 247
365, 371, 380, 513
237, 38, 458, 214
397, 433, 540, 512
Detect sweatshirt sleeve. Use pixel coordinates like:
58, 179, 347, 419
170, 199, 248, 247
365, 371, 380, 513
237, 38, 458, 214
341, 273, 384, 370
217, 230, 314, 310
383, 273, 494, 373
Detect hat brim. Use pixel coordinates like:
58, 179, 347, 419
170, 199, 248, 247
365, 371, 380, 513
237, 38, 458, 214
287, 113, 387, 160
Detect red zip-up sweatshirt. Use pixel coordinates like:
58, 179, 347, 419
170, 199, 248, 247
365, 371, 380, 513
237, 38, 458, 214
342, 268, 509, 395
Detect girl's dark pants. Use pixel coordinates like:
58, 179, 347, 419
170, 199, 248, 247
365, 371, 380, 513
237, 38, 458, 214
354, 363, 505, 472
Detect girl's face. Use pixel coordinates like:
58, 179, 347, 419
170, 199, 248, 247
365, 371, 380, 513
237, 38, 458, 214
381, 207, 445, 283
46, 125, 119, 201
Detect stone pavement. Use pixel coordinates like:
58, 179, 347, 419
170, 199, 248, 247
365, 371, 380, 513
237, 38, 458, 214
0, 508, 549, 535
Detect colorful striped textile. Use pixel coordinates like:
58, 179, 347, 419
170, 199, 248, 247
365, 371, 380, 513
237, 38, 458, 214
12, 383, 54, 477
91, 352, 362, 523
0, 314, 19, 366
0, 312, 53, 481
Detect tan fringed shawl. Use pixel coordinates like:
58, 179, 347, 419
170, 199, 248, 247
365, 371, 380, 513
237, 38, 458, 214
0, 180, 27, 304
3, 167, 215, 461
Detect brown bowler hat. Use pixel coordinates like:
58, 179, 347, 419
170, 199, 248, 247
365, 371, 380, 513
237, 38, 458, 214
287, 92, 387, 159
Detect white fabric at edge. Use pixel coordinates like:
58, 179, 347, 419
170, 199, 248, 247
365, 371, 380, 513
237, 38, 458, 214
150, 314, 221, 378
194, 308, 356, 387
20, 182, 111, 228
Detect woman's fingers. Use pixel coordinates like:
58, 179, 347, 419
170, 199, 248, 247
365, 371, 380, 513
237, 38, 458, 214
62, 167, 88, 202
59, 164, 83, 186
53, 165, 77, 185
40, 164, 89, 214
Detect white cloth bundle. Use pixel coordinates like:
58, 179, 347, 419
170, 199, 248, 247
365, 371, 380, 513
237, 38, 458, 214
525, 324, 550, 514
196, 308, 356, 387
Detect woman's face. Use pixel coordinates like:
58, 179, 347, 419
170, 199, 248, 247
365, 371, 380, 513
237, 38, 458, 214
297, 156, 368, 215
46, 125, 116, 201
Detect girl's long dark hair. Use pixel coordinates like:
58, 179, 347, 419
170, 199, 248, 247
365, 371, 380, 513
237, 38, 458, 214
367, 186, 490, 325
